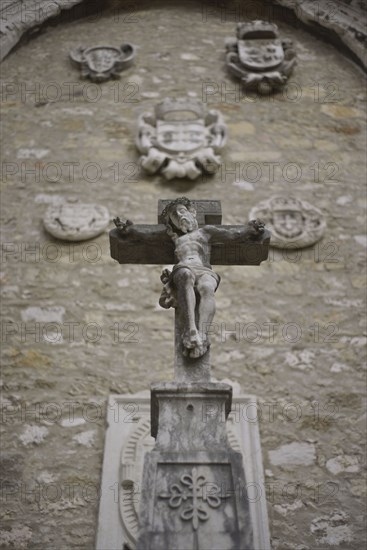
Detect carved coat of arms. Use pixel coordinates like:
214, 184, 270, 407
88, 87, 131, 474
225, 21, 296, 94
136, 98, 227, 180
70, 44, 135, 81
250, 196, 326, 248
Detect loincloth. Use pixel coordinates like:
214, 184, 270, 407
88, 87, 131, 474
159, 264, 220, 310
171, 264, 221, 290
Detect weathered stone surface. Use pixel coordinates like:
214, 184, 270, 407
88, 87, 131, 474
0, 526, 33, 549
1, 2, 366, 549
274, 0, 367, 69
19, 424, 49, 445
43, 201, 110, 241
310, 511, 353, 546
325, 454, 360, 475
269, 441, 316, 467
0, 0, 83, 62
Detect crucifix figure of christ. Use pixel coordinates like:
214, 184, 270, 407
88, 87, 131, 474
111, 197, 270, 365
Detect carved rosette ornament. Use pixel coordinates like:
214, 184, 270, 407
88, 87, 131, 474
136, 98, 227, 180
249, 196, 326, 248
225, 21, 296, 95
70, 44, 135, 81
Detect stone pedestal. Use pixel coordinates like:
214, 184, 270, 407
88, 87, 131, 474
150, 382, 232, 445
137, 450, 252, 550
96, 391, 270, 550
136, 383, 253, 550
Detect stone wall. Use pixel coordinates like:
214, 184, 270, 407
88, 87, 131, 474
0, 1, 366, 549
0, 0, 83, 61
274, 0, 366, 69
1, 0, 367, 68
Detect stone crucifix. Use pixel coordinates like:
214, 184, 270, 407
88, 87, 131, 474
111, 197, 270, 382
110, 198, 270, 549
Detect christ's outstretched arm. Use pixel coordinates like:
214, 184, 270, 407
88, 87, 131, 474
204, 219, 265, 242
113, 218, 167, 241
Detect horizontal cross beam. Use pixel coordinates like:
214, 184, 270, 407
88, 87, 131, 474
110, 226, 270, 265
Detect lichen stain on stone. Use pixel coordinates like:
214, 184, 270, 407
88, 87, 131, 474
19, 425, 49, 446
72, 430, 96, 447
321, 104, 363, 119
17, 350, 52, 369
331, 125, 361, 135
326, 455, 360, 475
0, 526, 32, 549
269, 442, 316, 467
311, 511, 353, 546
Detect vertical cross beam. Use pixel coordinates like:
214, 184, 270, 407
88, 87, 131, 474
161, 200, 222, 383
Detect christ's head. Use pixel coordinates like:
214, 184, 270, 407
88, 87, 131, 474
163, 197, 198, 234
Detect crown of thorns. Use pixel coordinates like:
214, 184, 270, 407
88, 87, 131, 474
161, 197, 196, 222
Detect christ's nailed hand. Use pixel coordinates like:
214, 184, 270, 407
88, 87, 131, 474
113, 217, 134, 232
248, 219, 265, 236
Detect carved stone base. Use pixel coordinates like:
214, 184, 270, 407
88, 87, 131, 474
137, 450, 252, 550
137, 382, 254, 549
96, 390, 270, 550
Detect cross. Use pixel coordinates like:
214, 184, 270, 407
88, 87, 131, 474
110, 198, 270, 383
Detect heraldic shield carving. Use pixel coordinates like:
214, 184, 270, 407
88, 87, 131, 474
250, 196, 326, 249
70, 43, 135, 81
225, 21, 296, 94
136, 98, 227, 180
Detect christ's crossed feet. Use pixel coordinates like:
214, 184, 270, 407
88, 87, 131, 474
182, 329, 209, 359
